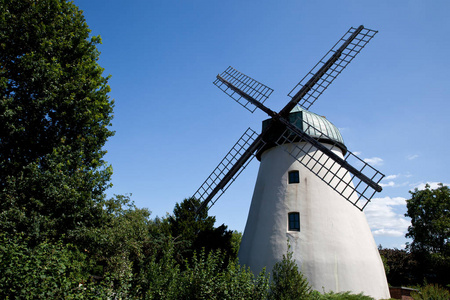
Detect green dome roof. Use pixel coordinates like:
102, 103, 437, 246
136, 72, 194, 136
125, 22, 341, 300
289, 106, 345, 147
260, 106, 346, 157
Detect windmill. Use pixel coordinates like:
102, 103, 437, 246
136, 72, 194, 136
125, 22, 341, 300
191, 25, 390, 299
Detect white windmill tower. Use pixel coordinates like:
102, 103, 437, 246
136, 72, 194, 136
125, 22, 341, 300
191, 26, 390, 299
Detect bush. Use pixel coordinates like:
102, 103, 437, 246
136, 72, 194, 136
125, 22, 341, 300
180, 250, 269, 300
411, 284, 450, 300
0, 233, 85, 299
270, 244, 312, 300
310, 290, 375, 300
142, 244, 269, 300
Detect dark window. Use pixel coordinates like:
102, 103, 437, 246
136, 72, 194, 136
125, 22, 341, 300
288, 170, 299, 184
288, 212, 300, 231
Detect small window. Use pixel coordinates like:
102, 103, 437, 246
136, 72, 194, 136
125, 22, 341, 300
288, 212, 300, 231
288, 170, 299, 184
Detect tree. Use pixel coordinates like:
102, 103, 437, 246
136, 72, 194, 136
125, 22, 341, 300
405, 183, 450, 285
378, 246, 418, 286
406, 183, 450, 254
270, 243, 312, 300
168, 198, 236, 263
0, 0, 114, 242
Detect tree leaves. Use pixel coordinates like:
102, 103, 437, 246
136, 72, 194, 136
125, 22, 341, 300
0, 0, 114, 243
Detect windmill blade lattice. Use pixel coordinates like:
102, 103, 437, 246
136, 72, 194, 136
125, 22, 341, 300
288, 26, 377, 110
275, 117, 384, 210
193, 128, 264, 211
214, 66, 274, 113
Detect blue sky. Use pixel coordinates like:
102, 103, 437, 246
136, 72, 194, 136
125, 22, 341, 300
74, 0, 450, 249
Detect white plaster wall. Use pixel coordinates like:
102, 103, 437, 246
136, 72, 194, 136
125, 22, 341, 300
238, 142, 390, 299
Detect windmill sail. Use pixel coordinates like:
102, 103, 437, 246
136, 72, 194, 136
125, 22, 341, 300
214, 66, 274, 113
193, 128, 265, 212
274, 116, 384, 210
281, 26, 377, 115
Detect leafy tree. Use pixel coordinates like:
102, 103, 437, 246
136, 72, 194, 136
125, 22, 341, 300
378, 246, 418, 286
270, 243, 312, 300
0, 0, 114, 242
406, 183, 450, 255
73, 195, 152, 291
168, 198, 236, 263
169, 197, 215, 241
405, 183, 450, 285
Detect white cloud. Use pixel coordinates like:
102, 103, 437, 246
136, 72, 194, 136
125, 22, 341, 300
407, 154, 419, 160
363, 157, 383, 166
380, 181, 395, 187
365, 196, 410, 238
411, 182, 449, 191
372, 229, 405, 237
353, 151, 361, 156
384, 174, 398, 180
379, 174, 410, 188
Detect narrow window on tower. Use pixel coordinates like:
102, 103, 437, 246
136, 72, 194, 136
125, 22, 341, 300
288, 212, 300, 231
288, 170, 300, 184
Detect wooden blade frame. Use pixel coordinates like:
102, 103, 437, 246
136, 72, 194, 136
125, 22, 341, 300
281, 26, 377, 114
192, 128, 265, 213
275, 116, 384, 210
214, 66, 274, 113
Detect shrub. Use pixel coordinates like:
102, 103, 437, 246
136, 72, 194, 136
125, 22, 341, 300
270, 244, 312, 300
0, 233, 85, 299
411, 284, 450, 300
310, 290, 375, 300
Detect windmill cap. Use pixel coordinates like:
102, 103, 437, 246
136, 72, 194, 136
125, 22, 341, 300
259, 106, 347, 158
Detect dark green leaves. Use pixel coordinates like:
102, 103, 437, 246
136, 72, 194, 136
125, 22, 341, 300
0, 0, 114, 242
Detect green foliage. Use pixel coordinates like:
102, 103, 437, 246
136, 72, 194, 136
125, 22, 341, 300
73, 195, 150, 293
141, 239, 270, 300
411, 284, 450, 300
230, 230, 243, 255
310, 291, 374, 300
270, 243, 312, 300
143, 239, 182, 299
405, 183, 450, 285
0, 233, 85, 299
379, 253, 390, 276
168, 198, 236, 264
378, 246, 418, 286
406, 184, 450, 255
179, 250, 269, 300
0, 0, 114, 243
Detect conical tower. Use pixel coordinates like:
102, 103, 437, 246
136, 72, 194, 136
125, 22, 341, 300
238, 107, 390, 299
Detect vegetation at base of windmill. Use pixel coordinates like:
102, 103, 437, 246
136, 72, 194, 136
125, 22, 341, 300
0, 0, 114, 246
309, 291, 376, 300
410, 284, 450, 300
141, 241, 270, 300
405, 183, 450, 287
269, 242, 313, 299
177, 250, 270, 300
